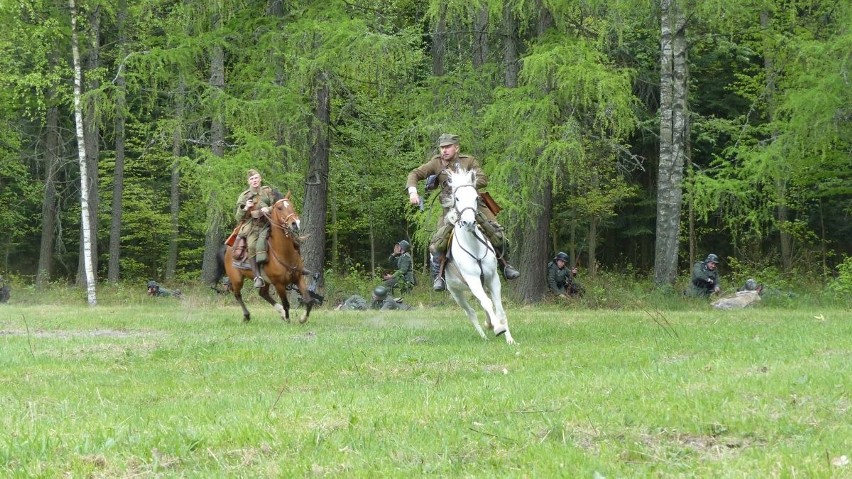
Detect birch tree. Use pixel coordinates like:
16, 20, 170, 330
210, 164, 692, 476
654, 0, 689, 286
70, 0, 97, 305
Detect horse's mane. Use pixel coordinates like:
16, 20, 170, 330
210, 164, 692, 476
447, 168, 476, 187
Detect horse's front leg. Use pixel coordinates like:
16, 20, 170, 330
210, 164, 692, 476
258, 284, 288, 322
486, 276, 514, 344
270, 283, 291, 323
447, 285, 487, 340
295, 278, 313, 324
234, 290, 251, 322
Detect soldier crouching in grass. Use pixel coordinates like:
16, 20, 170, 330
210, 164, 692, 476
147, 280, 181, 298
547, 252, 584, 298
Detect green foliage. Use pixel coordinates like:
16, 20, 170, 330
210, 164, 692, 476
0, 0, 848, 293
828, 256, 852, 299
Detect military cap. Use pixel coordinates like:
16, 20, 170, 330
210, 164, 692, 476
397, 240, 411, 252
247, 168, 260, 179
438, 134, 460, 147
705, 253, 720, 264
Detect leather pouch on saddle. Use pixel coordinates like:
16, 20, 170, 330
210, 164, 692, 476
479, 192, 502, 215
232, 236, 248, 262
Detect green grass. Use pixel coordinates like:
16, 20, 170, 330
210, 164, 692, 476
1, 287, 850, 477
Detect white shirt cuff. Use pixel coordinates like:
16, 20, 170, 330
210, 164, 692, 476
408, 186, 418, 195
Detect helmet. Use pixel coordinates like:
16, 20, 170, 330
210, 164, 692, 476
373, 286, 389, 299
705, 253, 720, 264
147, 280, 159, 289
744, 278, 758, 291
555, 252, 570, 262
397, 240, 410, 252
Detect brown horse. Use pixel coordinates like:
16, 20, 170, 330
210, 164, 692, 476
220, 192, 314, 323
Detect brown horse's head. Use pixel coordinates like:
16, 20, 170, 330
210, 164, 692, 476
270, 191, 301, 238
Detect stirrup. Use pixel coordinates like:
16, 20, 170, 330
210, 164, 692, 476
503, 264, 520, 280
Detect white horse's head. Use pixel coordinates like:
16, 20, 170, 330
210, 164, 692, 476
447, 169, 479, 231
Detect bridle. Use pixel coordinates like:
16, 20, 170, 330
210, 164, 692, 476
262, 199, 309, 275
449, 183, 495, 281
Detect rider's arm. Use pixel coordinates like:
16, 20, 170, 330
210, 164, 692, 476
236, 193, 250, 222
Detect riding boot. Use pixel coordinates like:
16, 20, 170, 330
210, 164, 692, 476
250, 258, 265, 288
431, 254, 446, 291
499, 257, 520, 280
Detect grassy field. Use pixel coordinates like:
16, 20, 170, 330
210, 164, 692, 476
1, 287, 850, 477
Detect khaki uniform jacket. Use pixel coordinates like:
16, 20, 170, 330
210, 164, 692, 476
236, 185, 275, 237
406, 154, 488, 203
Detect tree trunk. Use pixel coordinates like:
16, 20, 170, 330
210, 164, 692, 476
761, 10, 793, 272
302, 72, 331, 281
431, 3, 447, 77
37, 104, 60, 289
653, 0, 688, 286
503, 1, 519, 88
515, 183, 552, 302
70, 0, 96, 305
166, 79, 185, 281
77, 4, 100, 286
472, 6, 488, 69
588, 217, 598, 277
201, 38, 226, 283
107, 0, 127, 283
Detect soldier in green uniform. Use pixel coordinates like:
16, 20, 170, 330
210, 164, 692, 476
406, 133, 520, 291
147, 280, 181, 298
371, 285, 412, 310
688, 253, 721, 297
235, 169, 276, 288
547, 251, 583, 297
382, 240, 414, 292
336, 286, 412, 311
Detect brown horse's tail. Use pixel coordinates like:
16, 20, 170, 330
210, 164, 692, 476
213, 244, 227, 286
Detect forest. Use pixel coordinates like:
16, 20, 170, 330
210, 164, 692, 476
0, 0, 849, 303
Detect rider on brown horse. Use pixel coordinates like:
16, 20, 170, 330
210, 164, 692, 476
234, 169, 276, 288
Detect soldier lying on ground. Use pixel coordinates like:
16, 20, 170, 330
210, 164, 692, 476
147, 280, 181, 298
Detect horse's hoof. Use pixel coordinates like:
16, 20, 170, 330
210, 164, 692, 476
298, 314, 308, 324
494, 327, 507, 337
243, 317, 251, 323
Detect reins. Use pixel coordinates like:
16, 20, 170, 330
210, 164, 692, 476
262, 203, 311, 276
450, 183, 496, 285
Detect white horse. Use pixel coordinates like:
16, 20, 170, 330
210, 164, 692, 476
443, 169, 514, 344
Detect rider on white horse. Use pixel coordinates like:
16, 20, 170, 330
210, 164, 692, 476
406, 133, 520, 291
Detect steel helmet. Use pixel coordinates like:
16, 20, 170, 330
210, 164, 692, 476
705, 253, 720, 264
555, 252, 570, 262
744, 278, 758, 291
373, 285, 389, 299
397, 240, 411, 252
